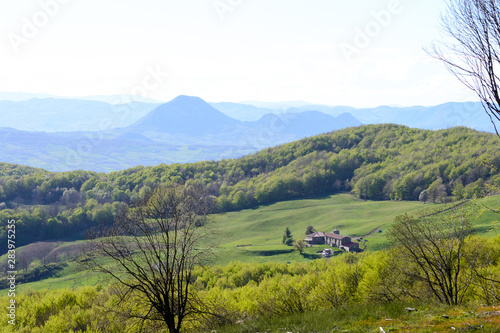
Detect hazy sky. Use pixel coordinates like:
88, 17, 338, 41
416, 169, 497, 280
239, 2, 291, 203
0, 0, 479, 107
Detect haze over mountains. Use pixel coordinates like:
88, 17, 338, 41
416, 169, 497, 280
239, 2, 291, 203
0, 93, 493, 172
213, 101, 491, 132
0, 98, 161, 132
129, 96, 241, 137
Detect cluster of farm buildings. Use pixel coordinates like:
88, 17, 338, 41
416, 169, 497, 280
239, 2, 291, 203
304, 229, 360, 252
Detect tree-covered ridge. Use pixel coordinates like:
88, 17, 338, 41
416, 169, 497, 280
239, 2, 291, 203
202, 124, 500, 208
0, 162, 47, 177
104, 124, 500, 206
0, 124, 499, 251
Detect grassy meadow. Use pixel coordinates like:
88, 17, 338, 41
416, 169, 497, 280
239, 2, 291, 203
4, 193, 431, 293
7, 193, 500, 294
210, 193, 431, 263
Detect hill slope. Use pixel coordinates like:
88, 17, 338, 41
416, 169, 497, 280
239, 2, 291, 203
0, 124, 499, 252
8, 193, 500, 292
2, 193, 428, 293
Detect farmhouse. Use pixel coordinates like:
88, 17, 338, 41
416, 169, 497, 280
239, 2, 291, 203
305, 229, 360, 252
305, 232, 325, 244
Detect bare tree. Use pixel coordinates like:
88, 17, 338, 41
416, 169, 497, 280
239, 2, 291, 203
83, 184, 215, 333
388, 205, 478, 305
429, 0, 500, 135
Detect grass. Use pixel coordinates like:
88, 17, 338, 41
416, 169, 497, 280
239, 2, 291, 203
216, 303, 500, 333
10, 261, 108, 293
9, 193, 500, 293
3, 194, 500, 332
3, 194, 428, 292
210, 193, 428, 264
472, 195, 500, 236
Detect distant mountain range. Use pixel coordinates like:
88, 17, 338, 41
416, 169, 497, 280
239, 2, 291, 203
0, 95, 361, 172
213, 101, 493, 132
0, 98, 161, 132
0, 93, 494, 172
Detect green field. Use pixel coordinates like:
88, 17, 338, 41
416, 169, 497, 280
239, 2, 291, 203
8, 193, 500, 293
469, 195, 500, 234
5, 194, 429, 292
210, 193, 433, 262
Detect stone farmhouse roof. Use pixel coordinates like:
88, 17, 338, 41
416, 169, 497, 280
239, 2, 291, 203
325, 233, 349, 240
307, 232, 325, 238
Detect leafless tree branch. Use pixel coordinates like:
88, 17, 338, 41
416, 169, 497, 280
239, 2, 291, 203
81, 183, 216, 333
428, 0, 500, 136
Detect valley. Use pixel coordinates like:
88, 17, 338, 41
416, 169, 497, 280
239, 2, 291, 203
5, 193, 500, 294
1, 97, 500, 332
4, 0, 500, 330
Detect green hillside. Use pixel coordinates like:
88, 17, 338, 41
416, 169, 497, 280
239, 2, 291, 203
1, 124, 500, 253
10, 192, 500, 293
0, 162, 46, 177
3, 193, 500, 332
1, 194, 430, 292
212, 193, 429, 262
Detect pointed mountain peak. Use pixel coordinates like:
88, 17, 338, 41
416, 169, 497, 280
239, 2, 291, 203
127, 95, 240, 136
170, 95, 203, 102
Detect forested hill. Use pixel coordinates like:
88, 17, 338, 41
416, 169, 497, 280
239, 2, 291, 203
0, 163, 47, 177
1, 124, 500, 250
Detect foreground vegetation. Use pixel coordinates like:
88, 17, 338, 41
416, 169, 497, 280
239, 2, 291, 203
1, 198, 499, 332
3, 240, 500, 332
1, 125, 500, 253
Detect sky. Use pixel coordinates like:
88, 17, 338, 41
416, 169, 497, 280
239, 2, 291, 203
0, 0, 480, 108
